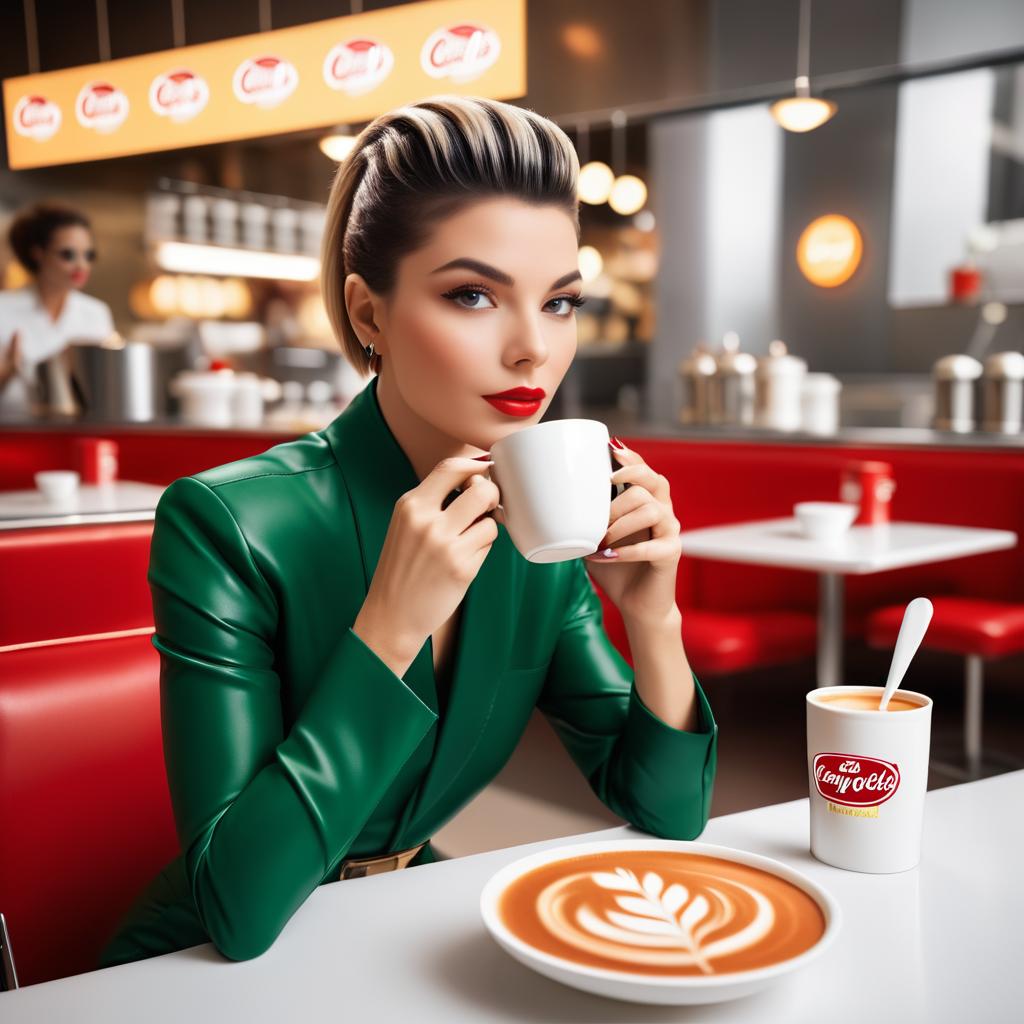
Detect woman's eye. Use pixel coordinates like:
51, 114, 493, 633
448, 289, 495, 310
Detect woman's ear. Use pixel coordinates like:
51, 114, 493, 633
343, 273, 385, 352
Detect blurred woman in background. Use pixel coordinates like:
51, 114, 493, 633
0, 202, 114, 416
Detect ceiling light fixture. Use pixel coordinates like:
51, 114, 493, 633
770, 0, 837, 133
608, 109, 647, 216
575, 120, 614, 205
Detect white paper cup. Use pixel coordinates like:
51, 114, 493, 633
806, 685, 932, 874
489, 419, 612, 563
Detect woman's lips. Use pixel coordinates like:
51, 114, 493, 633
483, 396, 542, 418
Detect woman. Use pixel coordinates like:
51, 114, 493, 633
0, 203, 114, 416
99, 95, 718, 967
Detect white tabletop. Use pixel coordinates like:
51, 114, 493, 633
0, 481, 165, 530
5, 771, 1021, 1022
679, 518, 1018, 574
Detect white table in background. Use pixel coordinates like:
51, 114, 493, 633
3, 771, 1021, 1023
0, 481, 165, 530
678, 518, 1018, 687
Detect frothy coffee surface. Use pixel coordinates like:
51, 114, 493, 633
498, 850, 825, 977
817, 693, 920, 712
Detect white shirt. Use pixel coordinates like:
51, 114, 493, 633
0, 285, 116, 416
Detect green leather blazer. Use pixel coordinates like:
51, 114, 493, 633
99, 375, 718, 968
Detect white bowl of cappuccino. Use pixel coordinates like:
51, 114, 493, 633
794, 501, 858, 543
480, 838, 841, 1006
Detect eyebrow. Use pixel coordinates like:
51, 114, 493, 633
430, 257, 582, 291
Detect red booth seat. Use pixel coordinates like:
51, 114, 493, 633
0, 631, 179, 987
867, 597, 1024, 659
0, 523, 154, 647
596, 595, 817, 676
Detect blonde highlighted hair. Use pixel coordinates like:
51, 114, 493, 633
320, 95, 580, 377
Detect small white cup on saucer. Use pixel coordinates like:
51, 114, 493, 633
794, 501, 857, 543
35, 470, 81, 503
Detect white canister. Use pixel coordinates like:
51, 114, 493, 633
755, 340, 807, 431
231, 372, 267, 427
169, 370, 238, 428
806, 686, 932, 873
801, 373, 841, 434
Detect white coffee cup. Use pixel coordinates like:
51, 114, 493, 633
489, 419, 613, 563
34, 470, 80, 503
806, 685, 932, 873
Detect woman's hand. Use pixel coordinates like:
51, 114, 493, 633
354, 457, 500, 675
583, 441, 682, 624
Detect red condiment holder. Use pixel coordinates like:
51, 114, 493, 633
840, 460, 895, 524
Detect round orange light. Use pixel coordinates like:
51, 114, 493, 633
796, 214, 863, 288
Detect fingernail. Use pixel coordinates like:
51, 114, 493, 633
610, 437, 627, 450
472, 454, 492, 460
588, 547, 618, 559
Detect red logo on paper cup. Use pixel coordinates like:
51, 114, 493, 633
421, 23, 500, 82
13, 95, 62, 140
813, 753, 900, 807
323, 38, 394, 95
149, 69, 209, 122
75, 82, 129, 133
232, 56, 298, 108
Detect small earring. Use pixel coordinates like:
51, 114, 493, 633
364, 342, 375, 360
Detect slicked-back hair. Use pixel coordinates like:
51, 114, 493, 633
321, 95, 580, 377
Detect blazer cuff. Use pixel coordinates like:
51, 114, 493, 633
628, 670, 716, 737
617, 672, 718, 839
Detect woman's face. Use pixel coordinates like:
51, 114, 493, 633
33, 224, 95, 291
375, 197, 582, 450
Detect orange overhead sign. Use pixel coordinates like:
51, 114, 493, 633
2, 0, 526, 170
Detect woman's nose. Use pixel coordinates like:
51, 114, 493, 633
508, 317, 549, 364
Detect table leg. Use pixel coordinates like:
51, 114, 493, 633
817, 572, 845, 688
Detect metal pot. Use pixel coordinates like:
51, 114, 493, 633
676, 347, 717, 425
981, 351, 1024, 434
932, 354, 982, 432
711, 335, 757, 426
67, 338, 156, 422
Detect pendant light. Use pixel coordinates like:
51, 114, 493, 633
608, 110, 647, 216
576, 121, 614, 205
319, 125, 357, 162
770, 0, 837, 133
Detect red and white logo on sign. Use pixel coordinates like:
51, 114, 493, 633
13, 95, 62, 141
149, 69, 209, 122
232, 56, 298, 108
421, 23, 500, 82
75, 82, 129, 133
813, 753, 900, 808
323, 38, 394, 95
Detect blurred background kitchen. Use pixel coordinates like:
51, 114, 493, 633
1, 0, 1021, 440
2, 1, 1024, 987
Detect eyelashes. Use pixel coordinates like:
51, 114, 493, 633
441, 282, 586, 315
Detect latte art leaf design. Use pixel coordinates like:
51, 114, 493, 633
501, 851, 824, 978
592, 867, 717, 973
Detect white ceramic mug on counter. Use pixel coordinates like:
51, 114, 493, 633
806, 685, 932, 873
488, 419, 614, 563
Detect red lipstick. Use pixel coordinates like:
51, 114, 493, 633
482, 386, 545, 418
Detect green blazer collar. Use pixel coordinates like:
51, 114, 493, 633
322, 376, 525, 836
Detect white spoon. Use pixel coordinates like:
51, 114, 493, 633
879, 597, 934, 710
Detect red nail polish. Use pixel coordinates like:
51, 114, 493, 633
610, 437, 626, 450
